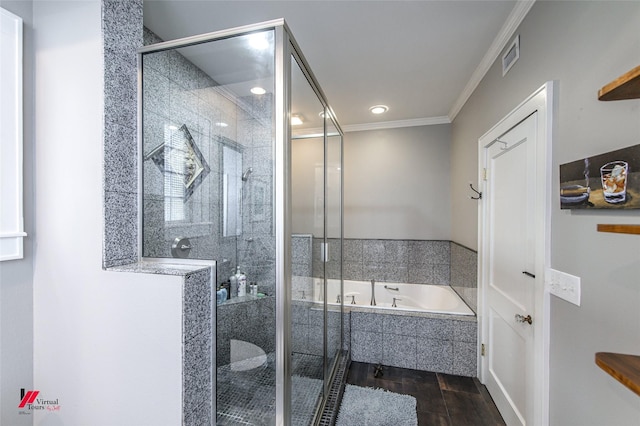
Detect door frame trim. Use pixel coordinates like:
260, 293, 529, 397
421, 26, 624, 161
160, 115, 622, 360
478, 81, 555, 426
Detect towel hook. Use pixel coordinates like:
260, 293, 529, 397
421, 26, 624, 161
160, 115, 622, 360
469, 183, 482, 200
495, 138, 508, 151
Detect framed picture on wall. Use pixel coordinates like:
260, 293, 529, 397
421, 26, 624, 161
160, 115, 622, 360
559, 143, 640, 209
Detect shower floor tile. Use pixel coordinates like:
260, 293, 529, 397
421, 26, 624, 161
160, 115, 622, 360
216, 352, 324, 425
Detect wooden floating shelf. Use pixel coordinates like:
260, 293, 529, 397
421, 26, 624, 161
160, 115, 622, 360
598, 64, 640, 101
597, 224, 640, 235
596, 352, 640, 397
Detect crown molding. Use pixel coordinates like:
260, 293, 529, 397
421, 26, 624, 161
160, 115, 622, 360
342, 116, 451, 133
448, 0, 536, 121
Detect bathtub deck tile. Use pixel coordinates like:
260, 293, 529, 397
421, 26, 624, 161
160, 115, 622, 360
308, 325, 324, 357
291, 302, 309, 325
453, 320, 478, 343
351, 312, 383, 333
383, 334, 417, 370
292, 324, 309, 354
351, 330, 383, 364
453, 341, 477, 377
383, 315, 419, 336
417, 338, 453, 374
416, 317, 454, 340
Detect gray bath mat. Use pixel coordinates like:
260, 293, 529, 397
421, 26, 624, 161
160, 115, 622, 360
336, 384, 417, 426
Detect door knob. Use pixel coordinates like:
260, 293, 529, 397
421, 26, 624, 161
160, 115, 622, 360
515, 314, 532, 325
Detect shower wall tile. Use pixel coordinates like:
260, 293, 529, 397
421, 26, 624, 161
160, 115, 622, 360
368, 264, 403, 282
182, 267, 213, 426
183, 269, 213, 341
343, 239, 364, 262
102, 0, 143, 53
407, 266, 433, 284
343, 262, 364, 282
330, 238, 452, 285
102, 0, 142, 268
432, 264, 451, 285
104, 51, 138, 130
103, 191, 138, 267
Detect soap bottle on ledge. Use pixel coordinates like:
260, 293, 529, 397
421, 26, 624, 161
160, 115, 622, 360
237, 266, 247, 297
230, 269, 238, 298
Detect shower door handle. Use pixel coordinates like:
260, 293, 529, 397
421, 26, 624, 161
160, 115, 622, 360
320, 242, 329, 263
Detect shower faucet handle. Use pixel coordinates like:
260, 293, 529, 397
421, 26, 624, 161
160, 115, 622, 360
350, 295, 356, 305
336, 294, 341, 304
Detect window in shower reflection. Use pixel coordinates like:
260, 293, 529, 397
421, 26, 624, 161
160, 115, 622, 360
145, 124, 211, 222
222, 143, 242, 237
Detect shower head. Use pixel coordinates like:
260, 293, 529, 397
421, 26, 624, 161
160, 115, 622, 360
241, 167, 253, 182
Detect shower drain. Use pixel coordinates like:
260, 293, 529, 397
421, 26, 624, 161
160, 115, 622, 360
317, 350, 350, 426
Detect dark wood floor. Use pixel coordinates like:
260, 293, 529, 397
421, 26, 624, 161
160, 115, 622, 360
346, 362, 506, 426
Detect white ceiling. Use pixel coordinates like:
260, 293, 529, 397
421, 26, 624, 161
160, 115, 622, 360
143, 0, 527, 131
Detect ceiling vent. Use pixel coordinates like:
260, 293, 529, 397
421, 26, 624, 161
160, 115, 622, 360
502, 35, 520, 76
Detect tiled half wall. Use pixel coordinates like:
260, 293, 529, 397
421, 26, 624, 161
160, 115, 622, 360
350, 311, 477, 377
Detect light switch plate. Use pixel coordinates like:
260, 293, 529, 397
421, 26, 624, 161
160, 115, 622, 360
546, 268, 581, 306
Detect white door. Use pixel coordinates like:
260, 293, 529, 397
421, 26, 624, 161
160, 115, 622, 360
484, 113, 537, 425
480, 83, 553, 426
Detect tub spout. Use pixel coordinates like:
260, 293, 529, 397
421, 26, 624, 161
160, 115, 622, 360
370, 279, 376, 306
392, 297, 402, 308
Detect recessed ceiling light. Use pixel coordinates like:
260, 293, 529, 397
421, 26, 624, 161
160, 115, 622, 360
215, 122, 228, 128
251, 87, 266, 95
291, 115, 304, 126
369, 105, 388, 114
168, 125, 178, 130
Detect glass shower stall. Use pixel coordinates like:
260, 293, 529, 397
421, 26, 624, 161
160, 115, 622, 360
139, 20, 344, 425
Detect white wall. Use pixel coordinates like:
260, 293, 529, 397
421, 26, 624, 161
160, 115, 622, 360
0, 1, 34, 425
451, 2, 640, 424
343, 125, 451, 240
32, 2, 183, 425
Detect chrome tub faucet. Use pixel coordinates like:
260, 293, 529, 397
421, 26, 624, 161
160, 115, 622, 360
370, 279, 376, 306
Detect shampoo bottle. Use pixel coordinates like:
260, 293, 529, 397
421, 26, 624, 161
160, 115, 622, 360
237, 267, 247, 297
230, 270, 238, 298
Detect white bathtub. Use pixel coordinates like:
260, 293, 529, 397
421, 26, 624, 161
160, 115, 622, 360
304, 278, 474, 316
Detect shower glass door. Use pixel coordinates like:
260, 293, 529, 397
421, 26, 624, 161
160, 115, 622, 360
290, 54, 326, 425
325, 116, 343, 390
290, 51, 344, 423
